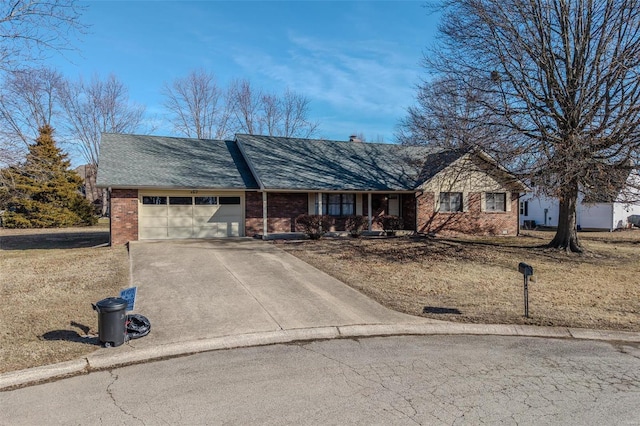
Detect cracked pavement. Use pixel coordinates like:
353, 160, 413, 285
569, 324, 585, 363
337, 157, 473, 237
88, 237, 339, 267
2, 335, 639, 425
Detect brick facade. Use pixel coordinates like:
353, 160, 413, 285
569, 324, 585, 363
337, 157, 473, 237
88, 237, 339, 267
245, 191, 263, 236
245, 192, 309, 236
416, 191, 519, 236
110, 189, 139, 245
401, 194, 417, 231
110, 189, 519, 243
246, 192, 419, 234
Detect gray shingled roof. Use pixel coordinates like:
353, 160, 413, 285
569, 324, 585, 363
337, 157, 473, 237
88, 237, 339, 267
96, 134, 258, 189
235, 134, 460, 191
96, 133, 482, 192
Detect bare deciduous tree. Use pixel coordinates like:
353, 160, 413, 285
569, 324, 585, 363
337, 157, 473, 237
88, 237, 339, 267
0, 67, 63, 166
397, 77, 523, 168
0, 0, 86, 71
422, 0, 640, 252
279, 88, 319, 138
162, 69, 230, 139
228, 78, 263, 135
260, 92, 282, 137
163, 72, 320, 139
61, 74, 146, 167
60, 73, 147, 214
227, 80, 319, 138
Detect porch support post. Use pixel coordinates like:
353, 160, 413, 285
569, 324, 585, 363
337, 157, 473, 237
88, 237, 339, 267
317, 192, 323, 215
368, 193, 372, 230
262, 191, 268, 240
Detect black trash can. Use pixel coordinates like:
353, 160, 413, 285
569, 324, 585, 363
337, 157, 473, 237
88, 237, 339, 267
93, 297, 128, 347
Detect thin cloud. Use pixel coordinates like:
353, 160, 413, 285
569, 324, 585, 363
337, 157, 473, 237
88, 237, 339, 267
231, 32, 419, 117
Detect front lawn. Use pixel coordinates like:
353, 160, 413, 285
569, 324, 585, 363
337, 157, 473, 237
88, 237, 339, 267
0, 227, 128, 374
281, 230, 640, 331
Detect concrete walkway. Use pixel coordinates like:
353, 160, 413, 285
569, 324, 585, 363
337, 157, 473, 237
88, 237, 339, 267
2, 238, 640, 390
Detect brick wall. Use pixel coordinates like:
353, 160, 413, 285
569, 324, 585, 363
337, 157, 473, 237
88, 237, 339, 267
110, 189, 139, 245
417, 191, 519, 236
402, 194, 416, 231
245, 191, 263, 236
245, 192, 309, 236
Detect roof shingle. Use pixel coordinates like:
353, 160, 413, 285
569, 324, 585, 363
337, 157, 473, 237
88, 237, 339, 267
235, 134, 457, 191
96, 134, 258, 189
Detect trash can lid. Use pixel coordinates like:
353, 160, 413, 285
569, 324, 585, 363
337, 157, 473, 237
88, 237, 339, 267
95, 297, 128, 312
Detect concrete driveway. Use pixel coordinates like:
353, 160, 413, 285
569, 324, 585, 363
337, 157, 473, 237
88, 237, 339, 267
4, 238, 639, 390
127, 239, 434, 348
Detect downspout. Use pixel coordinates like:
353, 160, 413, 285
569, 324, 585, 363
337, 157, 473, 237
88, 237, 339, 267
415, 191, 421, 234
517, 192, 521, 236
262, 191, 268, 239
368, 193, 373, 231
108, 187, 112, 246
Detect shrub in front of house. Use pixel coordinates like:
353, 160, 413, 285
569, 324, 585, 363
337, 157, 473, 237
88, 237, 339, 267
345, 215, 367, 237
376, 215, 404, 235
296, 214, 331, 240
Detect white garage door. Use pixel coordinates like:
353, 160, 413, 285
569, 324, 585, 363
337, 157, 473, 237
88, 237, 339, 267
139, 194, 243, 239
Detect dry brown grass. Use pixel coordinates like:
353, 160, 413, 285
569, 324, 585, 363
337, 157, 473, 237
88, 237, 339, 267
0, 227, 128, 374
280, 230, 640, 332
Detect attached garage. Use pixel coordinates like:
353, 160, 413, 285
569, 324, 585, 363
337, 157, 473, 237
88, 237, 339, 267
139, 192, 244, 239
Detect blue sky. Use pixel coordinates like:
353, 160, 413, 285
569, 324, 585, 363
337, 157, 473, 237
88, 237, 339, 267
50, 1, 440, 143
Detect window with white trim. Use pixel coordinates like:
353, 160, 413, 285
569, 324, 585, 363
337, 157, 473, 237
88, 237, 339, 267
439, 192, 463, 212
142, 196, 167, 205
486, 192, 506, 212
219, 196, 241, 205
519, 200, 529, 216
169, 196, 192, 205
315, 193, 355, 216
195, 196, 217, 205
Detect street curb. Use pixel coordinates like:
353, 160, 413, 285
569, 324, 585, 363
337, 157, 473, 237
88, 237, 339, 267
0, 359, 88, 391
2, 323, 639, 391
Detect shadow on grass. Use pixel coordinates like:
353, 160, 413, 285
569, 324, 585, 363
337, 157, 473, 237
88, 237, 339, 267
40, 330, 100, 346
423, 306, 462, 315
40, 321, 100, 346
0, 231, 109, 250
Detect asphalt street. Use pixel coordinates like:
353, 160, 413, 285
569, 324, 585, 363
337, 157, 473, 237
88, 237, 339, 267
2, 335, 640, 425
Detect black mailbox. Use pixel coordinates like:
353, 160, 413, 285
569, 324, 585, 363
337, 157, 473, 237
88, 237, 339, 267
518, 262, 534, 277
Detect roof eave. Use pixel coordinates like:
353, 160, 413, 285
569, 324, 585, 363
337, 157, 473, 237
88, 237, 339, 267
98, 184, 256, 191
260, 188, 420, 193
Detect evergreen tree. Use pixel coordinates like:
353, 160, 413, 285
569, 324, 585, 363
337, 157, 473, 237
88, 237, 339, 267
1, 125, 97, 228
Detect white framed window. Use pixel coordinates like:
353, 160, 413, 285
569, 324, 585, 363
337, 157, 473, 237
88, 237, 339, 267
195, 196, 218, 205
439, 192, 463, 212
169, 196, 192, 205
520, 200, 529, 216
219, 196, 241, 205
486, 192, 506, 212
315, 193, 355, 216
142, 196, 167, 205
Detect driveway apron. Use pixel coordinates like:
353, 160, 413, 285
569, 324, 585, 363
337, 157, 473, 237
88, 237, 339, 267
127, 239, 430, 347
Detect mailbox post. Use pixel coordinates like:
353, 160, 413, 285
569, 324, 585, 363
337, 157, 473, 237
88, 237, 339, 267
518, 262, 534, 318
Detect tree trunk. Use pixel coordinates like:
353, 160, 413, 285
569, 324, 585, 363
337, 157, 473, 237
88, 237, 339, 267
548, 181, 582, 253
101, 188, 109, 217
